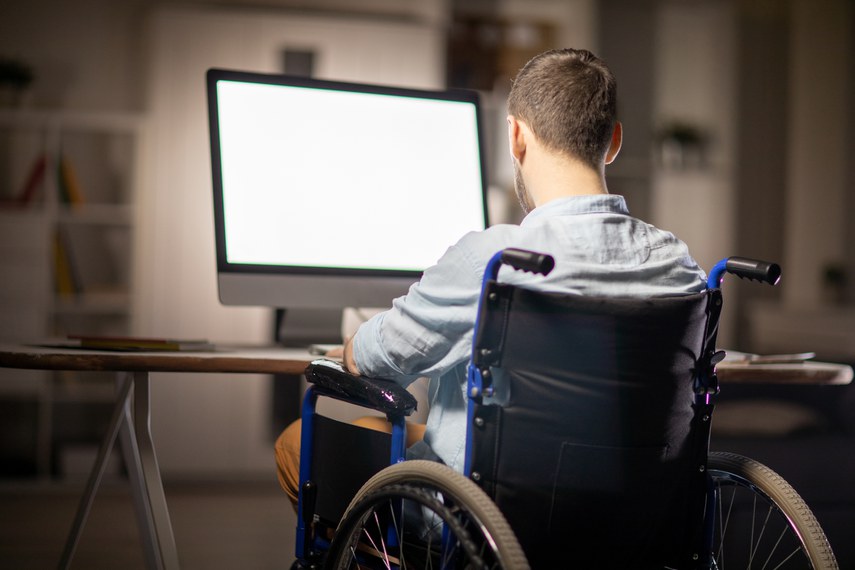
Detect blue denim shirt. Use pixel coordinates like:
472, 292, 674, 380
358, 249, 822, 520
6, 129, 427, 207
352, 194, 707, 473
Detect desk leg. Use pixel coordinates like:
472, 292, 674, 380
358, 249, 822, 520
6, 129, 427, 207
120, 371, 180, 570
59, 374, 133, 570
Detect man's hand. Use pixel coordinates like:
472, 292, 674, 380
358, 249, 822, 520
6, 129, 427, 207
342, 337, 361, 376
324, 345, 344, 359
322, 336, 361, 375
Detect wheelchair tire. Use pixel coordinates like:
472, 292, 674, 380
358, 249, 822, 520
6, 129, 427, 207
326, 460, 530, 569
708, 451, 838, 569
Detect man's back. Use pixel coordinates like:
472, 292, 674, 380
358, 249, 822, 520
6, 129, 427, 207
474, 195, 705, 297
352, 193, 706, 472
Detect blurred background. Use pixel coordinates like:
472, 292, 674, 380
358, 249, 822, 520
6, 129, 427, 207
0, 0, 853, 567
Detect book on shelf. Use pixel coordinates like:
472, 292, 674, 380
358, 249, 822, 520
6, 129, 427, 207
52, 227, 81, 297
67, 335, 217, 352
57, 155, 85, 207
16, 153, 47, 205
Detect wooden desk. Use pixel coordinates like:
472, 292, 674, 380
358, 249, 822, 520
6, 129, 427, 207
717, 360, 853, 385
0, 343, 315, 375
2, 343, 850, 569
0, 343, 317, 570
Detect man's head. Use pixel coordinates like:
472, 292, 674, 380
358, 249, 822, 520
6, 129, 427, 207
508, 48, 618, 171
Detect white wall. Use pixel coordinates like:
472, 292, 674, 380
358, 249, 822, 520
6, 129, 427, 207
0, 0, 599, 478
0, 0, 147, 111
487, 0, 599, 197
650, 1, 738, 344
137, 5, 445, 477
0, 0, 448, 110
782, 0, 852, 309
744, 0, 855, 360
497, 0, 598, 51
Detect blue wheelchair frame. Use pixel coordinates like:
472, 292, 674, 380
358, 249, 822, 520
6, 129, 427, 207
295, 249, 782, 567
463, 250, 781, 567
295, 366, 413, 562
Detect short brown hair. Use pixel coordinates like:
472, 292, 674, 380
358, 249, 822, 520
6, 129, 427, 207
507, 48, 617, 169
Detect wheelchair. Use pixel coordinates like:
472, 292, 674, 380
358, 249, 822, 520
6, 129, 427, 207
292, 249, 838, 569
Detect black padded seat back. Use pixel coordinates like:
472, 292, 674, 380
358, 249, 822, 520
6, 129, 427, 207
470, 284, 720, 568
310, 415, 391, 523
303, 362, 417, 524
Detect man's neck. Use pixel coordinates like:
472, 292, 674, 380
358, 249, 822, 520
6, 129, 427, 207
526, 149, 608, 209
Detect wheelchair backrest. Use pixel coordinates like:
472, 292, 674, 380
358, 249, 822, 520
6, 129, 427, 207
469, 283, 721, 567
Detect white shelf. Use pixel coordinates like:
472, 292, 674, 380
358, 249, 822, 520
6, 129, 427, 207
0, 108, 144, 479
52, 291, 132, 316
0, 109, 144, 133
52, 380, 116, 404
56, 204, 133, 225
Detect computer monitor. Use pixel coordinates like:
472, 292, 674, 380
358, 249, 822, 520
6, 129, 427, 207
207, 69, 489, 315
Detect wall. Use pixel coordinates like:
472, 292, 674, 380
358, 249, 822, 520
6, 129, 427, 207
136, 0, 600, 477
745, 0, 855, 360
0, 0, 599, 479
5, 0, 852, 477
649, 0, 739, 344
0, 0, 449, 112
0, 0, 147, 111
449, 0, 598, 219
782, 0, 852, 310
137, 4, 447, 476
597, 0, 656, 221
733, 1, 789, 333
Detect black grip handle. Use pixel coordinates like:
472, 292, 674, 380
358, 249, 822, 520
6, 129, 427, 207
501, 248, 555, 275
726, 257, 782, 285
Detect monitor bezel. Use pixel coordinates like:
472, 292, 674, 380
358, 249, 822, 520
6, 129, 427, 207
206, 68, 490, 302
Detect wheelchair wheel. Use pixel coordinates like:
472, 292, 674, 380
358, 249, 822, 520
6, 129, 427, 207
326, 460, 530, 569
708, 451, 838, 569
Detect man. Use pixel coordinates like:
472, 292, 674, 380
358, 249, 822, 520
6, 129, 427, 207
276, 48, 706, 505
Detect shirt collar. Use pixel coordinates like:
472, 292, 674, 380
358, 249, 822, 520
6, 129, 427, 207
520, 194, 629, 226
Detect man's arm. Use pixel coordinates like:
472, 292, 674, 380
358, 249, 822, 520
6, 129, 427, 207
342, 336, 361, 375
346, 237, 488, 384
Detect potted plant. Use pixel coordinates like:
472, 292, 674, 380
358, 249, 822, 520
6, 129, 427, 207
0, 57, 34, 107
656, 121, 708, 170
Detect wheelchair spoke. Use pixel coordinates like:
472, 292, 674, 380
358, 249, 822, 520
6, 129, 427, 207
766, 527, 800, 570
372, 510, 392, 567
716, 483, 737, 568
749, 494, 757, 565
748, 500, 773, 567
709, 454, 835, 570
357, 511, 387, 568
326, 463, 529, 570
331, 489, 481, 569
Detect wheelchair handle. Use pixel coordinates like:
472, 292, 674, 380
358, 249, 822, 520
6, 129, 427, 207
472, 248, 556, 396
708, 257, 782, 288
500, 248, 555, 276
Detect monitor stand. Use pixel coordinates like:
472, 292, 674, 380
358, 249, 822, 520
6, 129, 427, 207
275, 308, 343, 347
272, 307, 342, 434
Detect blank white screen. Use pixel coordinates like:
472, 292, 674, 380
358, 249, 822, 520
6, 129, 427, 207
216, 80, 486, 272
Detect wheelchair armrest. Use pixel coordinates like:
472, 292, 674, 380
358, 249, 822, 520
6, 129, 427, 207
304, 359, 418, 417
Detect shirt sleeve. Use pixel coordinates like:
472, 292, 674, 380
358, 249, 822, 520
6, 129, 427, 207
352, 236, 485, 387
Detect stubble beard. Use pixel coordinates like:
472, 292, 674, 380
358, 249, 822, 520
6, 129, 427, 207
513, 161, 535, 215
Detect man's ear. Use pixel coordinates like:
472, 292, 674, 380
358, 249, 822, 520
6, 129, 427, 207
605, 121, 623, 165
507, 115, 527, 161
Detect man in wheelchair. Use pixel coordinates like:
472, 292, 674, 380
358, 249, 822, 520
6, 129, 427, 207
276, 46, 706, 506
276, 48, 837, 569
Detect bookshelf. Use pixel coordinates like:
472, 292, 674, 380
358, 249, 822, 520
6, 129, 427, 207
0, 109, 144, 479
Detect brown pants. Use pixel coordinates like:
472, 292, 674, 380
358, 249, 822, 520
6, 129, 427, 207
274, 416, 426, 507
